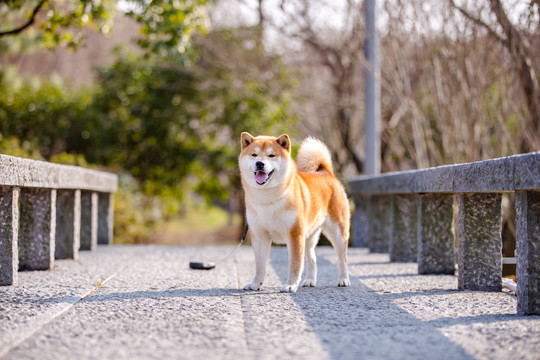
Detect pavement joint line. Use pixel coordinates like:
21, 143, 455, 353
0, 260, 134, 359
0, 294, 89, 359
3, 246, 538, 359
233, 257, 252, 357
80, 261, 132, 301
0, 301, 73, 359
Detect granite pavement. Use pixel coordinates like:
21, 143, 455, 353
1, 245, 539, 360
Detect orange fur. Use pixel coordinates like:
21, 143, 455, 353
239, 132, 350, 292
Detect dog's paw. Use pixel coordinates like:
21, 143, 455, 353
337, 277, 351, 287
280, 284, 299, 293
301, 278, 317, 287
243, 281, 262, 291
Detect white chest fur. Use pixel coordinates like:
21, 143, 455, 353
246, 195, 297, 245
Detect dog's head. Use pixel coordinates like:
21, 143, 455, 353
239, 132, 292, 189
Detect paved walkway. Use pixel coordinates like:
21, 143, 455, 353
1, 245, 539, 360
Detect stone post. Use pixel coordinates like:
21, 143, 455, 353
55, 190, 81, 260
390, 194, 418, 262
515, 191, 540, 315
457, 193, 502, 291
417, 194, 455, 274
0, 187, 19, 285
97, 192, 113, 245
369, 195, 391, 253
352, 195, 370, 248
18, 188, 56, 271
80, 191, 98, 251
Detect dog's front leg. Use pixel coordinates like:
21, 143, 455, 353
281, 235, 304, 293
243, 236, 271, 291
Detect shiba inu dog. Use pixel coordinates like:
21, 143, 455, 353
239, 132, 351, 293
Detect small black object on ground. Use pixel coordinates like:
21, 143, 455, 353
189, 261, 216, 270
189, 225, 249, 270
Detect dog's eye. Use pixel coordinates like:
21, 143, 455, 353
251, 153, 257, 157
269, 154, 275, 158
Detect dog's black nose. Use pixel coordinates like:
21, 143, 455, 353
256, 161, 265, 170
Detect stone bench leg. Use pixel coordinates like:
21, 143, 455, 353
417, 194, 455, 274
18, 188, 56, 271
0, 187, 20, 285
80, 191, 98, 251
390, 194, 418, 262
55, 190, 81, 260
97, 193, 113, 245
516, 191, 540, 315
457, 193, 502, 291
352, 195, 370, 248
369, 196, 391, 253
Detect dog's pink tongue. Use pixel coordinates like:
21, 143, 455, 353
255, 171, 268, 184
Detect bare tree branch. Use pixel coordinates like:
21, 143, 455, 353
448, 0, 508, 46
488, 0, 540, 152
303, 36, 342, 77
0, 0, 47, 37
448, 0, 540, 152
534, 0, 540, 20
256, 0, 264, 45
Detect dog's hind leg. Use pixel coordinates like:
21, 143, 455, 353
322, 219, 351, 287
244, 236, 272, 291
301, 228, 321, 287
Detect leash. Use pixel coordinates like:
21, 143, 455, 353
189, 225, 249, 270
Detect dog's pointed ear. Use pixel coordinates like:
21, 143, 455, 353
241, 132, 255, 150
276, 134, 291, 152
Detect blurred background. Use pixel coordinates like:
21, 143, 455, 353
0, 0, 538, 259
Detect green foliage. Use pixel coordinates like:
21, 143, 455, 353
113, 174, 163, 244
0, 133, 43, 159
0, 26, 299, 243
0, 65, 95, 159
187, 28, 298, 203
0, 0, 210, 59
85, 27, 297, 203
83, 55, 202, 198
125, 0, 211, 61
40, 0, 115, 49
50, 152, 90, 167
0, 0, 117, 49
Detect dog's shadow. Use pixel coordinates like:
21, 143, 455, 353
266, 248, 475, 360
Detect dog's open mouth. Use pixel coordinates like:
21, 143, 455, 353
254, 170, 274, 185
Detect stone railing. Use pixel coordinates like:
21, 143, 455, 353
0, 154, 118, 286
349, 152, 540, 316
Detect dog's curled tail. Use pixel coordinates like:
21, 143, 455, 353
296, 137, 334, 174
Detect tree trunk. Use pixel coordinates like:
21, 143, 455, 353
489, 0, 540, 152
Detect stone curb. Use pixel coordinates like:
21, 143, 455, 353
0, 154, 118, 193
349, 152, 540, 195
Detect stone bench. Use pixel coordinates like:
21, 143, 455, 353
349, 152, 540, 316
0, 154, 118, 286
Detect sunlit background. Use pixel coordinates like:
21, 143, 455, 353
0, 1, 538, 257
